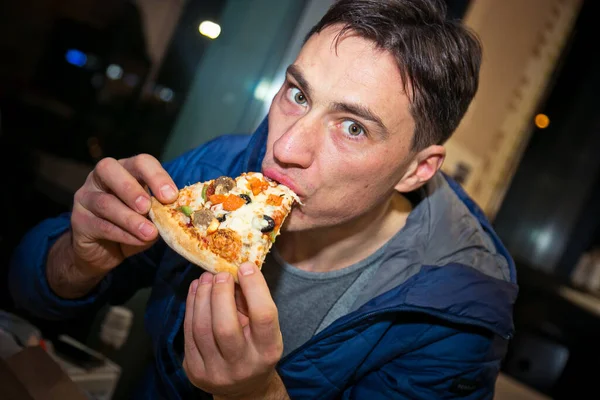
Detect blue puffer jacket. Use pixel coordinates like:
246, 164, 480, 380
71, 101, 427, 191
10, 117, 518, 399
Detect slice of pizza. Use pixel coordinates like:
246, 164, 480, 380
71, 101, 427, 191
149, 172, 299, 281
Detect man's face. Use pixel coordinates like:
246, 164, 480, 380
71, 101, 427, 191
262, 25, 417, 231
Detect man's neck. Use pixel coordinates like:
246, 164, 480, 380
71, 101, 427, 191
276, 192, 413, 272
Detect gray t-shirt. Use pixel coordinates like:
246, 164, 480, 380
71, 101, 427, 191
262, 246, 388, 357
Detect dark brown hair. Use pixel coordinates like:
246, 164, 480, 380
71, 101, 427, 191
307, 0, 482, 150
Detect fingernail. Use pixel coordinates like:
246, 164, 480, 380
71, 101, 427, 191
160, 185, 177, 200
190, 280, 199, 294
135, 196, 150, 213
239, 262, 255, 276
139, 222, 155, 238
200, 272, 213, 285
215, 272, 230, 284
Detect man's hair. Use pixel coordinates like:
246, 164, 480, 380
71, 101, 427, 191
307, 0, 482, 150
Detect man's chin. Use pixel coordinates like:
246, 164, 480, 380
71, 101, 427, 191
280, 210, 307, 232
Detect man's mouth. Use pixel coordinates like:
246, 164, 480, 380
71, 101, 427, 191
262, 168, 304, 197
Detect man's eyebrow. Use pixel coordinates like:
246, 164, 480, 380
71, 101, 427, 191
331, 102, 389, 138
286, 65, 312, 99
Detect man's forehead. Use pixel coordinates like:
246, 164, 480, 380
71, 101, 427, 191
290, 26, 413, 137
296, 26, 405, 93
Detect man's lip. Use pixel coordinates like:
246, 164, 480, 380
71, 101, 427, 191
263, 169, 303, 196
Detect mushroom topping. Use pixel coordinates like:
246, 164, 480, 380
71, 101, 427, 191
214, 176, 236, 195
192, 209, 215, 229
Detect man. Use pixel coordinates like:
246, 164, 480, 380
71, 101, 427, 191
9, 0, 518, 398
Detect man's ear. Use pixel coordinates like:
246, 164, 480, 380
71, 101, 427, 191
395, 145, 445, 193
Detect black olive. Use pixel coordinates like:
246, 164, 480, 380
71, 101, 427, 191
239, 194, 252, 204
217, 214, 227, 222
261, 215, 276, 233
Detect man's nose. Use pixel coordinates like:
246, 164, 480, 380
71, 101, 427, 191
273, 117, 318, 169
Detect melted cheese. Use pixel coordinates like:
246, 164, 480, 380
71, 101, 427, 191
168, 173, 297, 265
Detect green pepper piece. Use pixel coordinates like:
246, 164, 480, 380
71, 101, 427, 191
201, 185, 208, 202
269, 231, 277, 243
179, 205, 193, 217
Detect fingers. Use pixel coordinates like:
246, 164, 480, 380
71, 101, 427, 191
76, 191, 157, 242
71, 203, 149, 247
211, 273, 246, 361
91, 157, 153, 213
119, 154, 178, 204
237, 263, 282, 353
193, 272, 220, 361
234, 285, 250, 328
184, 279, 204, 373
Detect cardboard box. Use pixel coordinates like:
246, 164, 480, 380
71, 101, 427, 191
0, 346, 87, 400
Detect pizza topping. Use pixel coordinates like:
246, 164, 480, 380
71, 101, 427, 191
201, 185, 209, 202
247, 177, 269, 195
206, 182, 216, 198
192, 209, 215, 229
209, 194, 227, 204
266, 194, 283, 206
239, 194, 252, 204
260, 215, 276, 233
209, 194, 246, 212
208, 229, 242, 263
217, 214, 228, 222
223, 195, 246, 211
179, 205, 193, 217
214, 176, 236, 195
207, 219, 220, 234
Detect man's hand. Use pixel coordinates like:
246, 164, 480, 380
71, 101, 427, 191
47, 154, 178, 298
183, 262, 288, 400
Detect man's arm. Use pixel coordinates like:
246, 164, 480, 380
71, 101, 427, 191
9, 133, 249, 321
9, 153, 177, 320
46, 231, 107, 299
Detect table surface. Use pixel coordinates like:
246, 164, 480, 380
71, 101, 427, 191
495, 373, 550, 400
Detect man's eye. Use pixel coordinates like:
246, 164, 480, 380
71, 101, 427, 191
341, 120, 365, 137
286, 87, 307, 106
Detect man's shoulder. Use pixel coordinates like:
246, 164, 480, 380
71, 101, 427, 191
164, 134, 254, 187
419, 173, 513, 282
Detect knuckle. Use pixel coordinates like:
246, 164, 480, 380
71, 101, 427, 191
214, 324, 237, 341
124, 212, 141, 231
95, 218, 114, 236
95, 157, 116, 174
193, 324, 213, 340
70, 208, 86, 227
132, 153, 154, 170
84, 170, 95, 186
253, 309, 277, 327
73, 188, 85, 204
207, 370, 229, 388
230, 364, 251, 382
121, 180, 136, 196
264, 343, 283, 365
185, 366, 203, 386
95, 193, 111, 212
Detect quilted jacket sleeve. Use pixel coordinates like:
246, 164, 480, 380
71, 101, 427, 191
8, 135, 243, 320
340, 325, 507, 400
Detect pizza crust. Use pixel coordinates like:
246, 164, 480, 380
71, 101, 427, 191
148, 198, 242, 282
